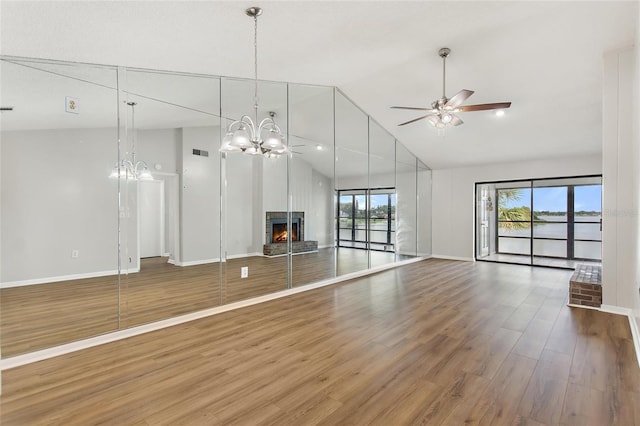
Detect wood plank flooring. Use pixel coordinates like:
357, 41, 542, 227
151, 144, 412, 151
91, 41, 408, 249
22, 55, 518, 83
0, 248, 396, 356
1, 259, 639, 425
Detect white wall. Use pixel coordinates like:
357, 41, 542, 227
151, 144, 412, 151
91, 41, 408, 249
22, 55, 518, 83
178, 126, 221, 263
603, 44, 640, 312
1, 128, 119, 283
311, 169, 334, 247
431, 154, 602, 261
137, 128, 178, 174
417, 168, 432, 257
224, 154, 262, 257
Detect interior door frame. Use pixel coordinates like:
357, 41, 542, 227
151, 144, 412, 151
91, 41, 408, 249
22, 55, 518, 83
137, 179, 165, 261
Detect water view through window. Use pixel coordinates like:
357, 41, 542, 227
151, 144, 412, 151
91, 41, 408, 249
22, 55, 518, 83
337, 189, 396, 251
476, 176, 602, 269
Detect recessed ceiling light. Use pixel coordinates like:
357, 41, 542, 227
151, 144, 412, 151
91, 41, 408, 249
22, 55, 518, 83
495, 110, 505, 117
316, 144, 324, 151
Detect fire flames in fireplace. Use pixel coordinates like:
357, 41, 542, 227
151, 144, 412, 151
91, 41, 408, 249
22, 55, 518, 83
272, 223, 298, 243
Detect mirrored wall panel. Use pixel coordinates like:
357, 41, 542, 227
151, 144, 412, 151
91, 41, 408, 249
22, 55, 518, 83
368, 119, 397, 268
289, 84, 336, 287
0, 58, 120, 356
395, 142, 418, 260
335, 90, 371, 275
0, 57, 432, 358
417, 160, 432, 257
118, 69, 222, 327
221, 78, 289, 303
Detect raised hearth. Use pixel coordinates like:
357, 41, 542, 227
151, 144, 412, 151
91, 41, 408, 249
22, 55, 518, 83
263, 240, 319, 257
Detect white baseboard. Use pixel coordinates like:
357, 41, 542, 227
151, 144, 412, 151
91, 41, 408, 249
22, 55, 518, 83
226, 252, 262, 260
431, 255, 475, 262
567, 303, 601, 311
0, 256, 427, 371
629, 315, 640, 368
600, 304, 633, 316
0, 269, 128, 289
174, 258, 221, 267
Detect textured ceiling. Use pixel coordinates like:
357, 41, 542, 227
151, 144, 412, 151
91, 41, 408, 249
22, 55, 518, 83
1, 1, 637, 169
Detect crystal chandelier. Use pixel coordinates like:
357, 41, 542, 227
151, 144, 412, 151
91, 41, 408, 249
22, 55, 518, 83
220, 7, 288, 159
109, 101, 153, 180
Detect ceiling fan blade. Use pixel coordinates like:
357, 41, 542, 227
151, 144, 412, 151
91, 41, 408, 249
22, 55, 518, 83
444, 89, 474, 109
457, 102, 511, 112
391, 106, 432, 111
398, 114, 435, 126
450, 114, 464, 126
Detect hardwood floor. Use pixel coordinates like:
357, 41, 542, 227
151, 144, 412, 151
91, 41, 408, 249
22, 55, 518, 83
0, 248, 397, 356
1, 259, 638, 425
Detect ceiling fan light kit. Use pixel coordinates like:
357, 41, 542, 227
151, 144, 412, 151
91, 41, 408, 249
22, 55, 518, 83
392, 47, 511, 128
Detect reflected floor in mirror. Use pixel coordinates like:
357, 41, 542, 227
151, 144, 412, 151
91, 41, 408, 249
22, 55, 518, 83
1, 248, 405, 357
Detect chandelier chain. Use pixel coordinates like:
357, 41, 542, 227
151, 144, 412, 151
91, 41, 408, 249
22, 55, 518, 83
128, 101, 137, 163
253, 13, 259, 124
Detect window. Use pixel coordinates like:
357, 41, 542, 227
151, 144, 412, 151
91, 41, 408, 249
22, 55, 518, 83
336, 189, 396, 251
476, 176, 602, 269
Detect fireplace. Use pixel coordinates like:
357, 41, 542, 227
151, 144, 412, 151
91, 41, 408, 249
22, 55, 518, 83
264, 211, 317, 256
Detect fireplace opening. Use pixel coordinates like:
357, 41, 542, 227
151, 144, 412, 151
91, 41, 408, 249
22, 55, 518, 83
272, 223, 299, 243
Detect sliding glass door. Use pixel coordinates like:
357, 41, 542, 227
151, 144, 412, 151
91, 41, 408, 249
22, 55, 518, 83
476, 175, 602, 269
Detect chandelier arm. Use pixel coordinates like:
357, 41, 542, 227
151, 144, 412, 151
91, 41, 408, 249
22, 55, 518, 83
257, 117, 275, 129
133, 160, 150, 172
121, 159, 135, 172
240, 115, 258, 140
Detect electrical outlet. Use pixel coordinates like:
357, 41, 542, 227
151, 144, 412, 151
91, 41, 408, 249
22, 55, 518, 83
71, 250, 79, 258
65, 96, 79, 114
241, 266, 248, 278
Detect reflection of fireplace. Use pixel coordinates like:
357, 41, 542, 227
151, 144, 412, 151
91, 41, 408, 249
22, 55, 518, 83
264, 211, 317, 256
272, 222, 299, 243
265, 212, 304, 243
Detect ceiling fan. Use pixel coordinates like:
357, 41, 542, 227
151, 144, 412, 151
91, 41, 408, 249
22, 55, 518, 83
392, 47, 511, 128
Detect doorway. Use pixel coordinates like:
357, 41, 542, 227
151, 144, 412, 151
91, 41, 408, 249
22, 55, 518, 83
139, 180, 165, 259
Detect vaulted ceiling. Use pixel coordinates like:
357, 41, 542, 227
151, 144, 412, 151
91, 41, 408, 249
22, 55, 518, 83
1, 1, 637, 169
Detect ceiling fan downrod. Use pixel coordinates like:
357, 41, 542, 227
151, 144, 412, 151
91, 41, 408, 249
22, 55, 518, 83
439, 47, 450, 100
